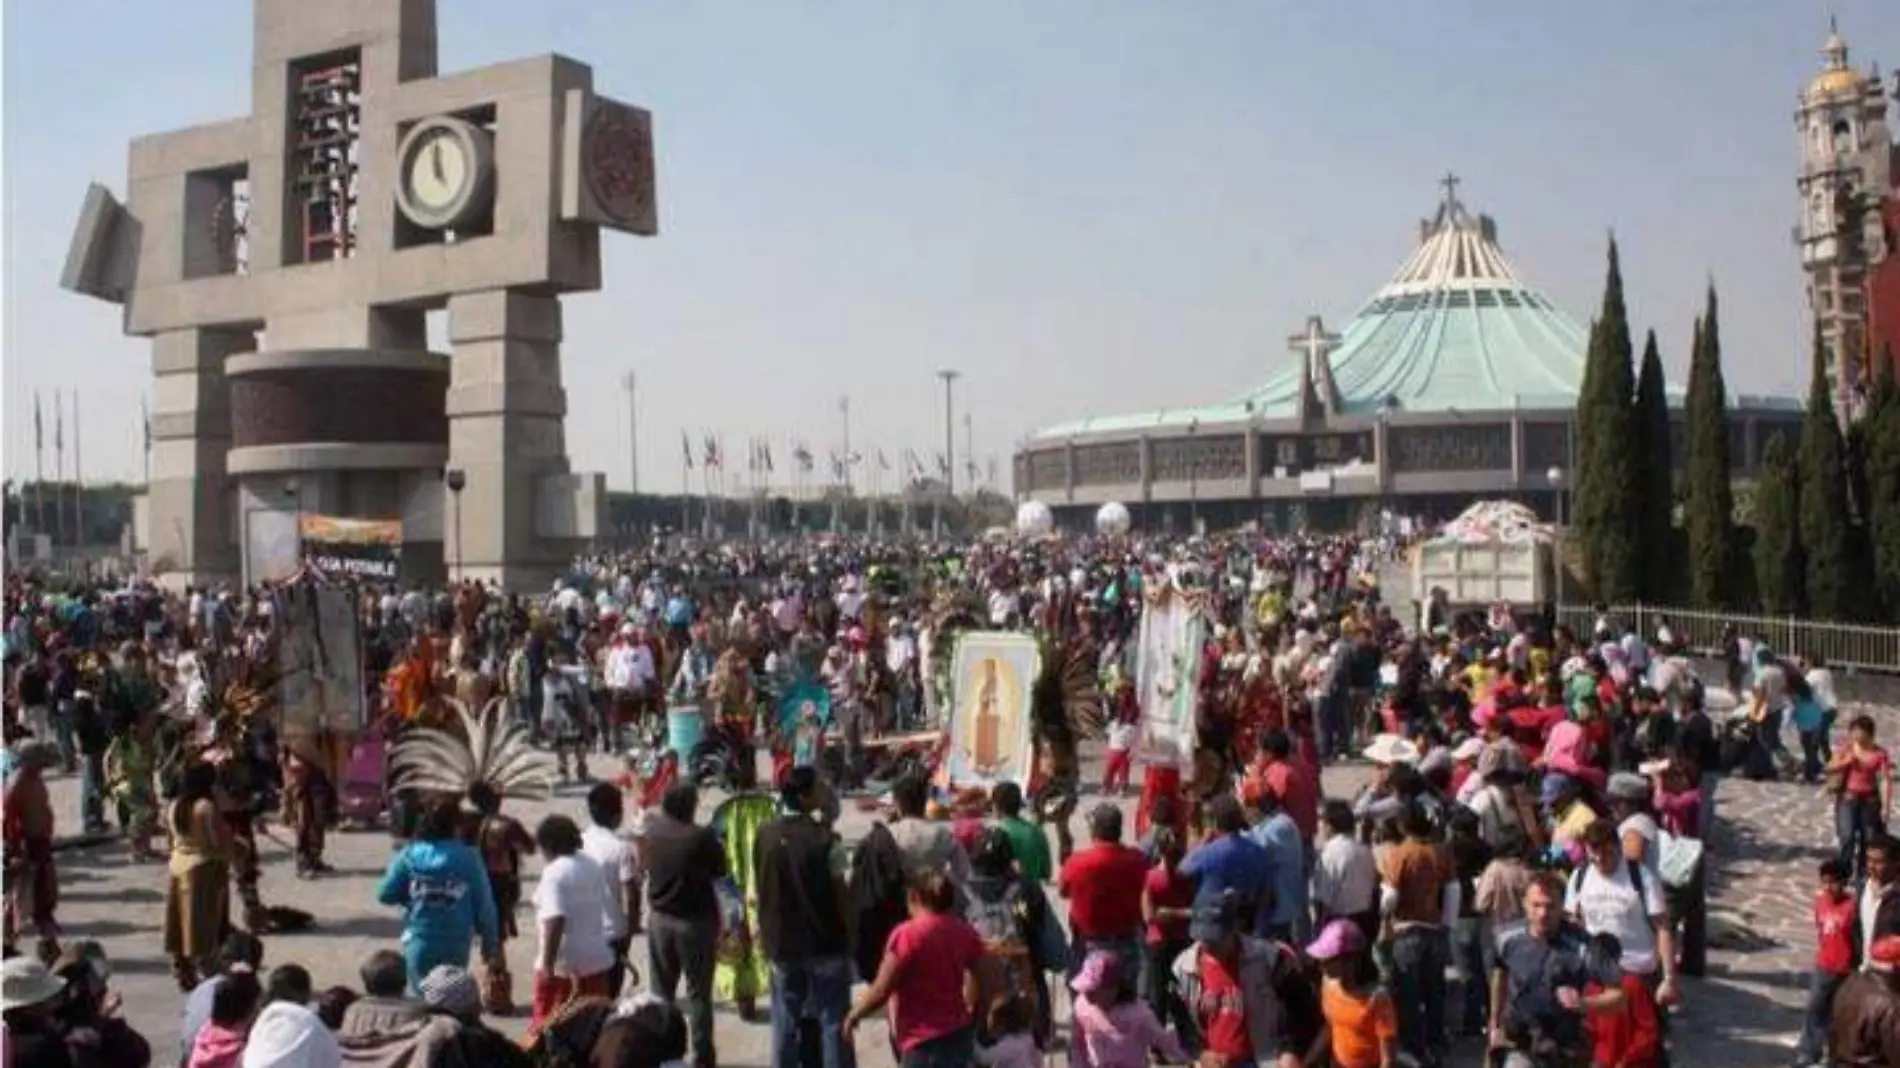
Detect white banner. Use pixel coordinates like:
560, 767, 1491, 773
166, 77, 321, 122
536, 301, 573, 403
1135, 586, 1209, 769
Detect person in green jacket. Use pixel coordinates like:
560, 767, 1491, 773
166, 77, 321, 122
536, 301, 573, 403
991, 781, 1051, 883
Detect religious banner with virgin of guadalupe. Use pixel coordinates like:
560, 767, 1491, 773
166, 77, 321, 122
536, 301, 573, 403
275, 582, 366, 783
1136, 579, 1212, 769
938, 631, 1040, 789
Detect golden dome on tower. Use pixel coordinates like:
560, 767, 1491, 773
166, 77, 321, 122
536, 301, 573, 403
1805, 22, 1867, 103
1807, 66, 1867, 102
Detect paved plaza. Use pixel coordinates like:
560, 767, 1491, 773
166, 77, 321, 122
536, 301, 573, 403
39, 699, 1900, 1067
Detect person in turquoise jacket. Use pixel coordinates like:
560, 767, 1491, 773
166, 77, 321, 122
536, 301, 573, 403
377, 798, 501, 993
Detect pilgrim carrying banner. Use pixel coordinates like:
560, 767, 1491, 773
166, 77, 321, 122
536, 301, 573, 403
1135, 583, 1210, 770
298, 515, 402, 581
939, 631, 1040, 789
275, 583, 367, 781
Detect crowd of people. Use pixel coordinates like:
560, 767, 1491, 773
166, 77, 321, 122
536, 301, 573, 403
2, 528, 1899, 1068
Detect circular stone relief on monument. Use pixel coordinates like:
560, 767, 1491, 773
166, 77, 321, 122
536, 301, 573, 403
585, 107, 652, 224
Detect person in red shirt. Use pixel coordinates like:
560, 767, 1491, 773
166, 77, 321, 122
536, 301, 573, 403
844, 870, 988, 1064
1828, 714, 1894, 881
1058, 803, 1150, 984
1140, 828, 1195, 1038
1249, 731, 1317, 847
1798, 859, 1858, 1066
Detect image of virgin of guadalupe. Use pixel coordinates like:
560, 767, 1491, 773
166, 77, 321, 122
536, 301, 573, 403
958, 656, 1021, 779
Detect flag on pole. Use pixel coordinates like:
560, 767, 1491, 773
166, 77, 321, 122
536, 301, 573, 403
936, 452, 949, 477
747, 438, 760, 473
794, 444, 813, 473
845, 451, 862, 467
987, 457, 999, 485
829, 452, 844, 480
760, 442, 774, 473
142, 397, 152, 455
703, 435, 722, 470
34, 392, 43, 453
904, 450, 922, 477
966, 457, 978, 483
877, 449, 889, 470
680, 430, 694, 469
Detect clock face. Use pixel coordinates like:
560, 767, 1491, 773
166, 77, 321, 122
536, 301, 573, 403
407, 129, 469, 212
394, 117, 495, 231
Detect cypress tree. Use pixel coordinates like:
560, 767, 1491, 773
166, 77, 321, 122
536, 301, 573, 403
1800, 317, 1855, 621
1752, 430, 1803, 614
1864, 345, 1900, 616
1572, 237, 1641, 603
1633, 330, 1675, 601
1684, 286, 1737, 609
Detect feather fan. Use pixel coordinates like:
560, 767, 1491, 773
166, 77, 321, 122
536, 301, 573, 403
389, 695, 555, 801
1032, 636, 1106, 744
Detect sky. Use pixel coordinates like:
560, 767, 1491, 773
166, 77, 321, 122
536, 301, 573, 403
4, 0, 1895, 491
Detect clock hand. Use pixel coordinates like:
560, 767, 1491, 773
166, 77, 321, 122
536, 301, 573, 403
431, 141, 444, 183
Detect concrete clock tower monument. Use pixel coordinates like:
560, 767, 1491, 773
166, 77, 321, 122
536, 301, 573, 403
60, 0, 657, 589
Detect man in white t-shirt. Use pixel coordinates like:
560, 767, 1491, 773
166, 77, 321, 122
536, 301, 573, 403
530, 815, 617, 1026
581, 784, 643, 999
1566, 821, 1679, 1031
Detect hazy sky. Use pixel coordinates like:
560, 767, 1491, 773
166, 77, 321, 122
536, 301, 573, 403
4, 0, 1894, 489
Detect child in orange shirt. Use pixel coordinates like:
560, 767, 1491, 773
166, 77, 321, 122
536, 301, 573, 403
1306, 918, 1396, 1068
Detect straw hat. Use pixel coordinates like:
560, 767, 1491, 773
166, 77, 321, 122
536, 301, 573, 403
0, 957, 67, 1011
1362, 734, 1421, 766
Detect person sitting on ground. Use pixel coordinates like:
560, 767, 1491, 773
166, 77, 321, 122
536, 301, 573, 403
335, 950, 430, 1039
51, 941, 150, 1068
186, 969, 260, 1068
417, 964, 532, 1068
238, 1002, 341, 1068
262, 966, 311, 1010
2, 956, 75, 1068
179, 933, 265, 1067
312, 988, 356, 1032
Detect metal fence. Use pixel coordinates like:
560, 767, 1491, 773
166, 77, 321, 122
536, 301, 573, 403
1556, 603, 1900, 674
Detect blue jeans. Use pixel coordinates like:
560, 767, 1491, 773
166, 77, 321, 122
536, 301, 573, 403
899, 1027, 974, 1068
769, 956, 856, 1068
1453, 916, 1489, 1035
1798, 729, 1826, 783
79, 751, 107, 832
1318, 690, 1350, 761
1797, 969, 1845, 1064
1837, 794, 1884, 883
1390, 926, 1448, 1063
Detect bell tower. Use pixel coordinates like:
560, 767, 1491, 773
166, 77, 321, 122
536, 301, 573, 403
1795, 19, 1892, 418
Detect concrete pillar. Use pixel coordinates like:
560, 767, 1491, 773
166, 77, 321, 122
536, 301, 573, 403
149, 326, 252, 589
445, 289, 570, 588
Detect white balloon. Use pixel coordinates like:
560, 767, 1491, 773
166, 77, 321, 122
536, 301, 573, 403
1015, 500, 1055, 537
1094, 501, 1131, 536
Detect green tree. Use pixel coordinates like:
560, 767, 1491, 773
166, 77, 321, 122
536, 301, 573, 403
1684, 286, 1736, 609
1799, 317, 1856, 620
1751, 430, 1803, 614
1572, 237, 1641, 602
1866, 344, 1900, 616
1632, 329, 1675, 600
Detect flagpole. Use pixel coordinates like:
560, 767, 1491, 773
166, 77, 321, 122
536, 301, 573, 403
53, 392, 66, 550
680, 432, 691, 537
33, 391, 45, 538
72, 388, 83, 548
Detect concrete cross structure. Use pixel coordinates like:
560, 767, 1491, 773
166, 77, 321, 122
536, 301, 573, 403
1287, 313, 1342, 419
60, 0, 657, 590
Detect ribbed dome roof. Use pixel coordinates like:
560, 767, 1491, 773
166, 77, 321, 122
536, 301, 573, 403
1027, 177, 1601, 440
1227, 176, 1592, 417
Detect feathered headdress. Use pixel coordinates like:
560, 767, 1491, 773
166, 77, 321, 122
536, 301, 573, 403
1032, 635, 1106, 748
389, 696, 555, 802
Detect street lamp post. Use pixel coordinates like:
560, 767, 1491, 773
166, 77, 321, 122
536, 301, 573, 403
1187, 419, 1200, 534
1547, 465, 1565, 526
283, 479, 301, 572
936, 369, 959, 535
444, 468, 467, 583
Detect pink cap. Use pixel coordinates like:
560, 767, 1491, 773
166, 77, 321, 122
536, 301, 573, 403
1070, 950, 1119, 994
1305, 918, 1365, 962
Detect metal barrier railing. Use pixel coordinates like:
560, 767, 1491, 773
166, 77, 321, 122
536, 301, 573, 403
1556, 603, 1900, 674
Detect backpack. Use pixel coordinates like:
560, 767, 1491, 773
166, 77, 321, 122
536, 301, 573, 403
966, 881, 1042, 1028
1568, 850, 1652, 907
